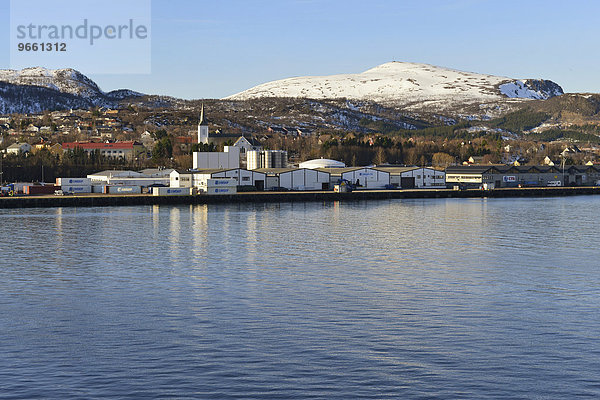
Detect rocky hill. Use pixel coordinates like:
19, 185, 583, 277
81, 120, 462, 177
0, 67, 143, 114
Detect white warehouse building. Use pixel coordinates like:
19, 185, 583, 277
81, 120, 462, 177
87, 169, 173, 187
378, 166, 446, 189
193, 146, 240, 170
318, 167, 390, 189
256, 168, 331, 190
171, 168, 267, 191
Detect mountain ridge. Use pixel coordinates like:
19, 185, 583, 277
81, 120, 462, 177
0, 66, 144, 114
225, 62, 564, 113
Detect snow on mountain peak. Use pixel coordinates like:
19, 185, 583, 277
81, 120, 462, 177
225, 62, 564, 111
0, 66, 146, 114
0, 66, 102, 98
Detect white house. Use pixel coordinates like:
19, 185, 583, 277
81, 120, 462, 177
170, 170, 194, 188
6, 142, 32, 155
232, 136, 262, 154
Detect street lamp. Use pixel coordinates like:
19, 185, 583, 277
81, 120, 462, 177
561, 155, 566, 187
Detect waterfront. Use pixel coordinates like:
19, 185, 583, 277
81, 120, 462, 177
2, 186, 600, 209
1, 197, 600, 398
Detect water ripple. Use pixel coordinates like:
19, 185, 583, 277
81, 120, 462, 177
1, 198, 600, 399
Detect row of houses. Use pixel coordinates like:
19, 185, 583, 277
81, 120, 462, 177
3, 141, 146, 159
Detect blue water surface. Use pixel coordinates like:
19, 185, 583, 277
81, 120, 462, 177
1, 197, 599, 399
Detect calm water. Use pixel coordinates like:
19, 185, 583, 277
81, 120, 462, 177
1, 197, 600, 399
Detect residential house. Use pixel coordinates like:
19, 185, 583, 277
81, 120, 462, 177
6, 142, 32, 155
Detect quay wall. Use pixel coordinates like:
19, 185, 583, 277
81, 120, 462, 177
1, 187, 600, 209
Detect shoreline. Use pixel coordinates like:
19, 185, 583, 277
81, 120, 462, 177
1, 187, 600, 208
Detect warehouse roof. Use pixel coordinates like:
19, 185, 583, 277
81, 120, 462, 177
446, 165, 494, 174
316, 167, 390, 174
446, 165, 574, 174
187, 168, 267, 175
299, 158, 346, 169
375, 166, 418, 173
254, 168, 300, 174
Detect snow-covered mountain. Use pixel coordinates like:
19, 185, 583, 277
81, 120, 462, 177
226, 62, 564, 112
0, 67, 104, 98
0, 67, 143, 113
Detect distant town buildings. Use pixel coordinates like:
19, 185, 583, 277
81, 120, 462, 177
61, 141, 145, 160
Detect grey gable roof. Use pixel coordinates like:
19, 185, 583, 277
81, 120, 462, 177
445, 165, 493, 174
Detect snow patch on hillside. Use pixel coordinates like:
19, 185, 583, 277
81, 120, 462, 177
500, 80, 542, 99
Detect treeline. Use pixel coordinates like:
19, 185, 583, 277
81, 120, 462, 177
265, 134, 498, 167
528, 129, 600, 143
486, 108, 550, 132
1, 149, 136, 182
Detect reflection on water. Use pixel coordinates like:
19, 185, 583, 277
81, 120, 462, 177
1, 197, 600, 399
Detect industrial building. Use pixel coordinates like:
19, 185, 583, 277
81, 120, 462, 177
445, 165, 600, 188
255, 168, 331, 190
171, 168, 267, 191
192, 146, 240, 170
317, 167, 390, 189
88, 169, 173, 187
378, 166, 446, 188
247, 150, 288, 170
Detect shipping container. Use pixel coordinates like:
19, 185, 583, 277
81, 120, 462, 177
152, 187, 192, 196
24, 185, 59, 195
92, 185, 105, 193
201, 178, 238, 188
12, 183, 29, 194
61, 185, 92, 194
56, 177, 92, 186
203, 186, 237, 195
104, 185, 142, 194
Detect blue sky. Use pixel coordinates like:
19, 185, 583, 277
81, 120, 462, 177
1, 0, 599, 99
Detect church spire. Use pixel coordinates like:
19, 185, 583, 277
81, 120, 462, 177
197, 103, 209, 144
